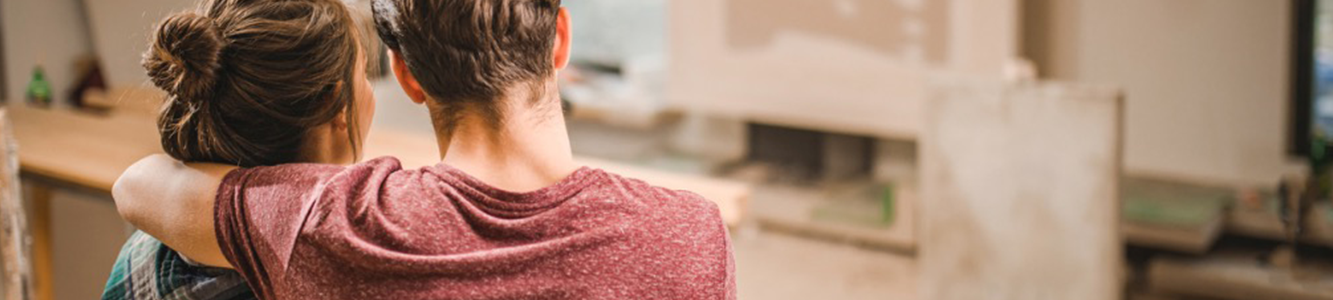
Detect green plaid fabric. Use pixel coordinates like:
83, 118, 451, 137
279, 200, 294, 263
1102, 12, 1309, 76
101, 231, 255, 300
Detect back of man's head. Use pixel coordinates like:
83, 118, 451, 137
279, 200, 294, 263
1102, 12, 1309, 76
372, 0, 563, 115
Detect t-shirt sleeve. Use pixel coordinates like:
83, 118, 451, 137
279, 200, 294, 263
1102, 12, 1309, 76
212, 162, 348, 297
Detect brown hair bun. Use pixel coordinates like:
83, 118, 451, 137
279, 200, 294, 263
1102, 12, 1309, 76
143, 0, 364, 167
143, 12, 224, 102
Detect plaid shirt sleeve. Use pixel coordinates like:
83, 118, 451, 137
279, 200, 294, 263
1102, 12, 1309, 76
101, 231, 256, 300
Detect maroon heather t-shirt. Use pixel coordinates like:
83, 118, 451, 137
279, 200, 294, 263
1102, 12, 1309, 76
213, 157, 736, 300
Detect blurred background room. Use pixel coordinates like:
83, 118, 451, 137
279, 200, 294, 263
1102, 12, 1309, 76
0, 0, 1330, 299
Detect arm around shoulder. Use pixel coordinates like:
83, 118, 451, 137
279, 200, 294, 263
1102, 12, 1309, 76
113, 154, 237, 267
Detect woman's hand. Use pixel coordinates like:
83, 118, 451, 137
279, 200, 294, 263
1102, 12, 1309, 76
113, 154, 237, 268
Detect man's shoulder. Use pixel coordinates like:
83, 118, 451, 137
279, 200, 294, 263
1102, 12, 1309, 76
246, 156, 407, 173
226, 156, 418, 202
590, 169, 733, 292
593, 169, 717, 208
590, 169, 725, 227
233, 156, 406, 184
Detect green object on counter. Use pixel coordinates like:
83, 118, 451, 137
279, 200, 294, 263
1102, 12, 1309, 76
25, 66, 52, 106
882, 183, 895, 224
1121, 177, 1233, 228
1314, 130, 1326, 166
809, 183, 897, 229
1324, 204, 1333, 224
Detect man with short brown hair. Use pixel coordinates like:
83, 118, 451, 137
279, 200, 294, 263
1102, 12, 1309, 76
113, 1, 738, 299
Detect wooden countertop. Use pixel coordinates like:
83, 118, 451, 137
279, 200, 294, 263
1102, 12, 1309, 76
6, 105, 749, 225
9, 106, 161, 192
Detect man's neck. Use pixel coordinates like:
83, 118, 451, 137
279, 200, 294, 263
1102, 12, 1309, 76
431, 95, 580, 193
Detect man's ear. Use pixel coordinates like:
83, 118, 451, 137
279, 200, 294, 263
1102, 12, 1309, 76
552, 7, 572, 70
390, 50, 429, 105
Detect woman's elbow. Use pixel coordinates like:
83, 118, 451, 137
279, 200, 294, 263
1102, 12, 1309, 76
113, 154, 171, 225
113, 163, 144, 224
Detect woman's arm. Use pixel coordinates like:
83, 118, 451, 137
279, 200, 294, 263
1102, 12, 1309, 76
113, 154, 236, 268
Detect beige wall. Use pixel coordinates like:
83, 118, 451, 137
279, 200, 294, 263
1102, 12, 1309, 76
668, 0, 1019, 140
1027, 0, 1296, 186
45, 191, 132, 300
83, 0, 195, 88
2, 0, 95, 105
2, 0, 190, 103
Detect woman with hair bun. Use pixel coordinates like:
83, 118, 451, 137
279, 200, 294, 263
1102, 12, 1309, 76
101, 0, 375, 299
112, 0, 737, 298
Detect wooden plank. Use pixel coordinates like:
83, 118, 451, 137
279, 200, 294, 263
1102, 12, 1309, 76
1148, 251, 1333, 300
1114, 177, 1333, 249
1227, 194, 1333, 248
920, 81, 1123, 299
1121, 220, 1223, 254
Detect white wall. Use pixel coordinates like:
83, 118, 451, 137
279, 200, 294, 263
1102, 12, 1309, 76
1028, 0, 1296, 186
2, 0, 95, 105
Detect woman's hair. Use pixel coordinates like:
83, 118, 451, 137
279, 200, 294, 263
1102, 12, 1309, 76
145, 0, 363, 167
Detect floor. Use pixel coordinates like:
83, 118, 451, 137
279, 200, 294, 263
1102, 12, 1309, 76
734, 229, 917, 300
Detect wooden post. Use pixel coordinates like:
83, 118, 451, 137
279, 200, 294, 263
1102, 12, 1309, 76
920, 81, 1124, 299
0, 109, 37, 300
27, 183, 51, 300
